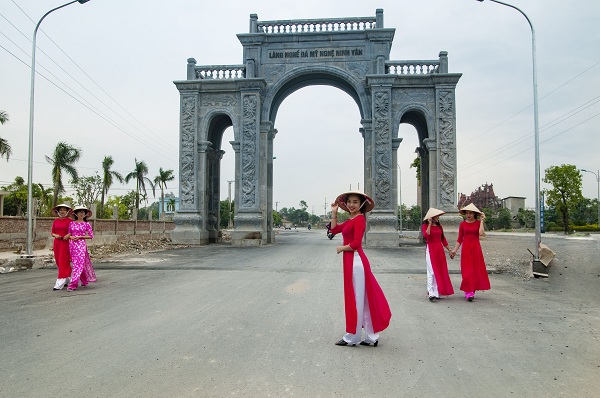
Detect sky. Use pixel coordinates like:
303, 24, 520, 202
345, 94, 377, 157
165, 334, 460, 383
1, 0, 599, 216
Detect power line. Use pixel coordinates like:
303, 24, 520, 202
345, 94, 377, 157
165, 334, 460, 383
0, 9, 177, 157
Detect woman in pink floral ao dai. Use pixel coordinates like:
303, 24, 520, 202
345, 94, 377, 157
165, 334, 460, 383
66, 205, 97, 292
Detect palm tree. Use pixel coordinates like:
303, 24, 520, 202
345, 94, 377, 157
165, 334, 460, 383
45, 141, 81, 208
0, 110, 11, 162
0, 137, 11, 162
125, 158, 154, 214
100, 156, 124, 218
36, 183, 53, 216
153, 168, 174, 219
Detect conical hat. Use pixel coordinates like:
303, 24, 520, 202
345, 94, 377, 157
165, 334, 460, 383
72, 205, 92, 218
51, 203, 72, 216
459, 203, 482, 215
423, 207, 445, 221
335, 191, 375, 213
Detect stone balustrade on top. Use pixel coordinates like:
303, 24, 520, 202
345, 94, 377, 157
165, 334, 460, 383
195, 65, 246, 80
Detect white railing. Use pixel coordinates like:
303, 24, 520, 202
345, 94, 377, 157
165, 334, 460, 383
256, 17, 377, 34
385, 61, 440, 75
195, 65, 246, 80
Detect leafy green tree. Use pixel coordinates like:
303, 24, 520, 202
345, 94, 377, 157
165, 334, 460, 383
3, 176, 27, 216
516, 208, 535, 229
73, 174, 103, 208
495, 207, 512, 230
125, 159, 154, 213
0, 110, 11, 162
154, 168, 175, 219
272, 211, 282, 227
46, 141, 81, 207
410, 157, 421, 186
543, 164, 584, 234
407, 205, 422, 230
299, 200, 308, 211
571, 198, 597, 226
100, 156, 124, 219
105, 191, 137, 219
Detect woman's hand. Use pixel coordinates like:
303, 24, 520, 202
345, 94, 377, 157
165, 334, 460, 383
336, 246, 344, 254
480, 213, 486, 221
427, 218, 432, 225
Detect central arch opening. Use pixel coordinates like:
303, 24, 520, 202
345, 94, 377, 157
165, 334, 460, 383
273, 85, 363, 224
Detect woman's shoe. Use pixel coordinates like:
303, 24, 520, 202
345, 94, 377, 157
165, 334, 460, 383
335, 339, 355, 346
359, 340, 378, 347
466, 292, 475, 301
66, 288, 75, 292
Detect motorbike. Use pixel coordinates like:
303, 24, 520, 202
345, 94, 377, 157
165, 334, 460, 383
326, 222, 336, 240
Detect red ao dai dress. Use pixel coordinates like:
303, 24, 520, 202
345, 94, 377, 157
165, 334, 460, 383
421, 223, 454, 298
330, 214, 392, 345
67, 221, 97, 290
51, 217, 72, 290
456, 220, 490, 294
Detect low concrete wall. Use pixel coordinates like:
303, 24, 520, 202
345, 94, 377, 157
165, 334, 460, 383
0, 216, 175, 251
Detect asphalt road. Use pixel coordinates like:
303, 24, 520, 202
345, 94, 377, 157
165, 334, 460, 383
0, 230, 598, 397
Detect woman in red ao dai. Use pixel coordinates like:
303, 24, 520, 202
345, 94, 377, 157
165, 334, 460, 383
50, 204, 72, 290
422, 208, 454, 300
451, 203, 490, 301
330, 191, 391, 347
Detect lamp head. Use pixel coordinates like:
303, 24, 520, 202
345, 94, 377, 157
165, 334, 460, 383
581, 169, 588, 172
77, 0, 91, 4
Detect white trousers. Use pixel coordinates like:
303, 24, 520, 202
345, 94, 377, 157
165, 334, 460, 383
343, 252, 379, 344
425, 246, 439, 298
53, 277, 69, 290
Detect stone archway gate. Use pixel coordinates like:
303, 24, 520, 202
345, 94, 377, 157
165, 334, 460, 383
172, 9, 462, 247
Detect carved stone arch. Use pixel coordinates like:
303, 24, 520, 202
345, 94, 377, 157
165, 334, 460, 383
262, 66, 370, 123
172, 10, 462, 246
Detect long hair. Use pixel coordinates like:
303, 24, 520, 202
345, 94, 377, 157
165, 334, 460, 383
345, 193, 369, 214
423, 218, 446, 242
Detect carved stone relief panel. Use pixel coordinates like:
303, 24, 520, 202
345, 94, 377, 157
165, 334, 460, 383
373, 91, 392, 209
437, 90, 456, 208
180, 96, 197, 209
201, 94, 238, 108
240, 93, 259, 209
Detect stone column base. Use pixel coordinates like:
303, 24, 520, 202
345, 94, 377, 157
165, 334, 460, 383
172, 213, 209, 245
365, 212, 400, 248
365, 231, 400, 248
231, 212, 266, 247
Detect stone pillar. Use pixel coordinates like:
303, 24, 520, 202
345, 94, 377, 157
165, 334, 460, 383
435, 86, 461, 229
187, 58, 196, 80
366, 89, 399, 247
392, 137, 403, 229
232, 91, 264, 246
266, 125, 277, 243
172, 93, 210, 245
207, 148, 225, 243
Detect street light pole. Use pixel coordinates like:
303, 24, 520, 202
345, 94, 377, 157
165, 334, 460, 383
476, 0, 542, 262
397, 164, 402, 235
581, 169, 600, 229
25, 0, 92, 256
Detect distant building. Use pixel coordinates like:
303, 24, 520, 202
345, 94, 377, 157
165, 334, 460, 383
458, 183, 501, 211
501, 196, 526, 217
157, 195, 179, 220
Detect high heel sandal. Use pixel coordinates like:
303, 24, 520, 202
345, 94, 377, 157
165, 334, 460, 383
335, 339, 355, 346
359, 340, 378, 347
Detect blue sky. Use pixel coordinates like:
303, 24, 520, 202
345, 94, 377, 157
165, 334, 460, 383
1, 0, 599, 214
